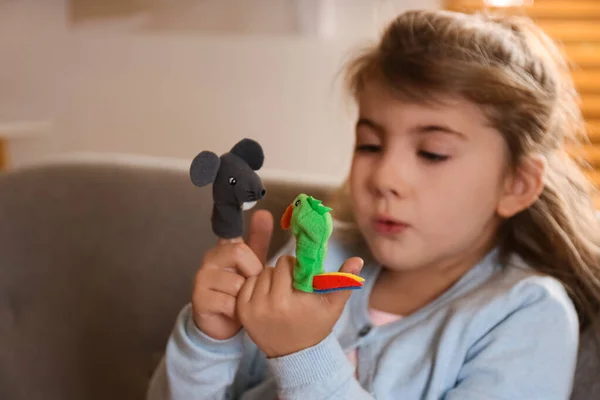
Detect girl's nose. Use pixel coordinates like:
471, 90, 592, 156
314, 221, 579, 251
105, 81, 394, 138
371, 155, 406, 198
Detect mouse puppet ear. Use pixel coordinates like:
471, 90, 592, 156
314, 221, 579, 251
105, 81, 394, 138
189, 151, 221, 187
230, 138, 264, 171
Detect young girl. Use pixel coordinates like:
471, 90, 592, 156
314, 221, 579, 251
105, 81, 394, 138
147, 9, 600, 400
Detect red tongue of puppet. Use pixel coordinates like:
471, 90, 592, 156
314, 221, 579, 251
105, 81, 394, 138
281, 204, 293, 229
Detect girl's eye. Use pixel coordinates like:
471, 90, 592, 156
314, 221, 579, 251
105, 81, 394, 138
418, 151, 449, 162
355, 144, 381, 153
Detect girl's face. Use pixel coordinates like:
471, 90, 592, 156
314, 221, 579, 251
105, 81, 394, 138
350, 82, 510, 272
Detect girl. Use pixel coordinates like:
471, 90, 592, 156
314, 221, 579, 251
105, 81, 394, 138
147, 9, 600, 400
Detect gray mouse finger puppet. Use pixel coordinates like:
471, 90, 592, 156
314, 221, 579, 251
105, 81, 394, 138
189, 138, 266, 239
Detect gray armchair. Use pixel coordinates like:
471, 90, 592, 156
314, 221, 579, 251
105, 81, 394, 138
0, 156, 597, 399
0, 156, 332, 400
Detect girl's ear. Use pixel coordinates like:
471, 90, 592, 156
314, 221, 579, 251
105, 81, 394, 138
496, 154, 546, 218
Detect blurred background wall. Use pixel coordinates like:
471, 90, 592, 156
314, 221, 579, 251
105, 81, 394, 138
0, 0, 440, 181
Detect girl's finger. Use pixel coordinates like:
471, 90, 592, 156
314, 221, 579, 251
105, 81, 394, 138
203, 269, 246, 297
323, 257, 365, 312
204, 242, 263, 278
252, 267, 274, 299
271, 255, 295, 299
217, 237, 243, 245
247, 210, 274, 265
198, 291, 237, 320
238, 275, 258, 306
339, 257, 364, 275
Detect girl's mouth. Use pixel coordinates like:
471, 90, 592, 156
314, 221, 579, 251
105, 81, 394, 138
373, 217, 408, 235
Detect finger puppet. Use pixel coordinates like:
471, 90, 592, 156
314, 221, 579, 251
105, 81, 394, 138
281, 194, 364, 293
190, 138, 266, 239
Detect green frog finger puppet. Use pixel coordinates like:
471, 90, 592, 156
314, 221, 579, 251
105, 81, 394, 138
280, 193, 365, 293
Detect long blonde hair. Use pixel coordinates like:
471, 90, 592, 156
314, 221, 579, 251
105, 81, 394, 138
330, 9, 600, 332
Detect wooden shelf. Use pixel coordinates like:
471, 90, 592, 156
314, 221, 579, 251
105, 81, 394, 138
537, 21, 600, 43
571, 144, 600, 167
0, 120, 52, 171
446, 1, 600, 19
585, 119, 600, 142
0, 140, 5, 170
585, 168, 600, 185
0, 121, 52, 139
565, 45, 600, 67
573, 70, 600, 93
582, 94, 600, 118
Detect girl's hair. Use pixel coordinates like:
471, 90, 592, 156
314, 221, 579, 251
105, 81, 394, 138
330, 9, 600, 332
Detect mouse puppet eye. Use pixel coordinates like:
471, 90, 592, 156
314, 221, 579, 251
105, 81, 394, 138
295, 199, 301, 207
229, 177, 237, 185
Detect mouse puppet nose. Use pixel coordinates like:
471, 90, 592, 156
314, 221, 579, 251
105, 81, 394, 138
260, 189, 266, 197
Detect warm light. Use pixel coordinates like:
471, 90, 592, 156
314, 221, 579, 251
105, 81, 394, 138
484, 0, 533, 6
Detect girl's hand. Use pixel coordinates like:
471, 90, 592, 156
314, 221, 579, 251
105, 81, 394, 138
192, 210, 273, 341
237, 255, 364, 358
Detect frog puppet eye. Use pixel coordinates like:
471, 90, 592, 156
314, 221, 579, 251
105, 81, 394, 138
295, 199, 301, 207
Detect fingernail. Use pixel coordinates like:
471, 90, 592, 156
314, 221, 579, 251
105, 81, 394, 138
353, 258, 364, 274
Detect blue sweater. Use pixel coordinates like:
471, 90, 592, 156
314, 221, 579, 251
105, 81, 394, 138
146, 234, 579, 400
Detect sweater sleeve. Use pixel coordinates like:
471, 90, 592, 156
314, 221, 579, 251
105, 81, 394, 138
146, 304, 247, 400
146, 238, 299, 400
264, 234, 376, 399
267, 332, 375, 399
444, 277, 580, 400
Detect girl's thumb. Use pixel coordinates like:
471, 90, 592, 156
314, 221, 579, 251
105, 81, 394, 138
325, 257, 365, 310
247, 210, 274, 265
340, 257, 364, 275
